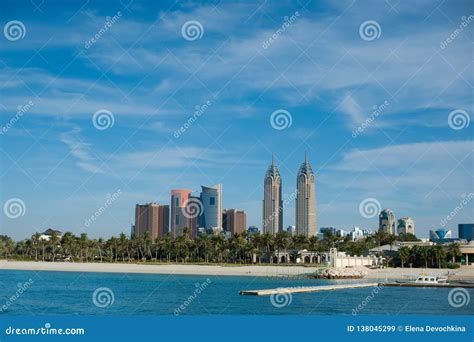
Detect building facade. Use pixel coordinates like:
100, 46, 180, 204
379, 209, 395, 234
397, 217, 415, 235
200, 184, 222, 232
222, 209, 247, 235
262, 155, 283, 235
170, 189, 192, 238
295, 153, 317, 237
459, 224, 474, 241
134, 203, 169, 239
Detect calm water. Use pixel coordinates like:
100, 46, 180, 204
0, 270, 472, 315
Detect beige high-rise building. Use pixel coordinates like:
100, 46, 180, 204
379, 209, 395, 235
135, 203, 169, 240
295, 153, 317, 237
397, 217, 415, 235
262, 155, 283, 235
223, 209, 247, 235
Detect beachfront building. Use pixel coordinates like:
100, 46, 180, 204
262, 155, 283, 235
379, 209, 395, 235
222, 209, 246, 235
170, 189, 192, 238
397, 217, 415, 235
459, 223, 474, 241
349, 227, 371, 241
39, 228, 63, 241
295, 153, 317, 237
134, 203, 169, 239
200, 184, 222, 233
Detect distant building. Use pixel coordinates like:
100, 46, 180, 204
39, 228, 63, 241
222, 209, 247, 235
134, 203, 169, 240
379, 209, 395, 235
320, 227, 337, 236
397, 217, 415, 235
170, 189, 192, 238
336, 229, 349, 237
295, 153, 317, 237
247, 226, 259, 238
286, 225, 295, 235
349, 227, 370, 241
459, 224, 474, 241
429, 228, 460, 244
200, 184, 222, 232
262, 155, 283, 235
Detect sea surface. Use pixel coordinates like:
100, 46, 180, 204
0, 270, 472, 315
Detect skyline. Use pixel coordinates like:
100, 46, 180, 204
1, 0, 473, 240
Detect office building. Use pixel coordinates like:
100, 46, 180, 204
459, 224, 474, 241
379, 209, 395, 234
262, 155, 283, 234
397, 217, 415, 235
295, 152, 317, 237
222, 209, 247, 235
200, 184, 222, 232
170, 189, 192, 238
134, 203, 169, 239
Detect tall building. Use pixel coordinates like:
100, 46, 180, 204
262, 155, 283, 234
200, 184, 222, 231
170, 189, 192, 238
295, 153, 317, 237
222, 209, 247, 235
459, 224, 474, 241
134, 203, 169, 239
379, 209, 395, 234
397, 217, 415, 235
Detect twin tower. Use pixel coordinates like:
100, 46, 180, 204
262, 153, 317, 237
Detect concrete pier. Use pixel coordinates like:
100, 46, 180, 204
239, 283, 379, 296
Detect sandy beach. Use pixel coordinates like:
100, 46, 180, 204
1, 260, 473, 280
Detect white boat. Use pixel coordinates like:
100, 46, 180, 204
396, 274, 448, 284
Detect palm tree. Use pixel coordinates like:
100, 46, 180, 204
417, 246, 430, 268
446, 243, 461, 263
397, 246, 411, 268
31, 233, 41, 261
49, 231, 60, 262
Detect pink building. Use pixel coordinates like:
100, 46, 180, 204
170, 189, 195, 237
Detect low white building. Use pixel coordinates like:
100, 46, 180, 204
39, 228, 62, 241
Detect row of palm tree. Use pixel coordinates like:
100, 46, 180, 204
0, 230, 461, 267
396, 244, 462, 268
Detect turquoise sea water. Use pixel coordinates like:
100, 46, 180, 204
0, 270, 472, 315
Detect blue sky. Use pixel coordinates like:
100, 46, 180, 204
1, 0, 473, 240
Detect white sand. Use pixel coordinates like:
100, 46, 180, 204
1, 260, 473, 280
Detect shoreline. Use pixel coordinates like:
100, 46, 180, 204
1, 260, 473, 280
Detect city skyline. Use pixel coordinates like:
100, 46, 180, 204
1, 0, 472, 241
